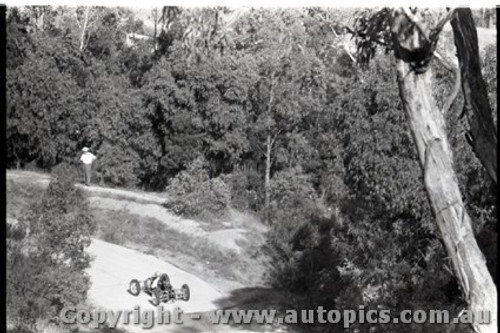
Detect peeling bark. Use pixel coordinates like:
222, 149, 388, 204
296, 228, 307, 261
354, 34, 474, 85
451, 8, 497, 184
391, 9, 497, 333
395, 60, 497, 333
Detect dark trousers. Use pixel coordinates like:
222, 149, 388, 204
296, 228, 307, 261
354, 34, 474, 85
82, 163, 92, 185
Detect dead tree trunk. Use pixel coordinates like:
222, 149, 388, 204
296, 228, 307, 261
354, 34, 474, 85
391, 10, 497, 333
451, 8, 497, 184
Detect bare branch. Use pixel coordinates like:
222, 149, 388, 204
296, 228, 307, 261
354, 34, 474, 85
253, 142, 267, 156
314, 11, 357, 63
79, 7, 91, 51
371, 38, 390, 47
401, 7, 431, 42
433, 51, 456, 72
270, 129, 284, 147
431, 8, 457, 40
441, 64, 461, 115
74, 9, 81, 28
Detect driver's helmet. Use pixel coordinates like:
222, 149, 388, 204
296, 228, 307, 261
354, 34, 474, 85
154, 271, 161, 278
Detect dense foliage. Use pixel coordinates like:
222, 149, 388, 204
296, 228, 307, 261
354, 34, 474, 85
6, 6, 496, 333
164, 156, 231, 220
7, 165, 96, 332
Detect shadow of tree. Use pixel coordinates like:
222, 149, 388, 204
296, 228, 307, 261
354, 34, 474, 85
196, 287, 306, 333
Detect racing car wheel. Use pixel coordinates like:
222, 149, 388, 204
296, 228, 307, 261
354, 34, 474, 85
181, 284, 190, 301
128, 279, 141, 296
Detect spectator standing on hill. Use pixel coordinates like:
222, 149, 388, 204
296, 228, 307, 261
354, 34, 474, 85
80, 147, 96, 186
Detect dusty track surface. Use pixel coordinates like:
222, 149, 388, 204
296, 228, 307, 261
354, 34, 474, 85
87, 239, 287, 333
87, 239, 223, 314
87, 239, 222, 333
7, 170, 167, 205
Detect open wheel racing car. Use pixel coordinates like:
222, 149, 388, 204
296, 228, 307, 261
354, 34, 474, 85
127, 272, 190, 306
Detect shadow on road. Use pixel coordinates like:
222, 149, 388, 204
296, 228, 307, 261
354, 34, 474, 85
214, 287, 294, 311
183, 286, 306, 333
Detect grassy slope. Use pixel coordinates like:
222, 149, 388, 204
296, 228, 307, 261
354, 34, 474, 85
6, 170, 271, 294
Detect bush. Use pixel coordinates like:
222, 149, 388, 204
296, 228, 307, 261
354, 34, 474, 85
165, 157, 231, 220
166, 157, 210, 197
51, 162, 80, 183
265, 167, 346, 305
266, 209, 352, 310
93, 142, 141, 187
7, 174, 96, 330
221, 166, 262, 212
266, 167, 318, 224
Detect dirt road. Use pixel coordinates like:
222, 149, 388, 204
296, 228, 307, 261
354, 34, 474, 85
86, 239, 222, 332
87, 239, 223, 314
86, 239, 284, 333
8, 170, 282, 332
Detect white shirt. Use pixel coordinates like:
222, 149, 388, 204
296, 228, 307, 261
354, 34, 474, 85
80, 152, 96, 165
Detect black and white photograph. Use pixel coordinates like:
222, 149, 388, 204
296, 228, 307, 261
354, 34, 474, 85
5, 3, 497, 333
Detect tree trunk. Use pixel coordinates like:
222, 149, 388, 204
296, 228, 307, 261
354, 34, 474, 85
451, 8, 497, 184
394, 52, 497, 333
36, 10, 45, 31
153, 8, 158, 51
391, 10, 497, 333
79, 7, 90, 51
263, 76, 276, 223
264, 134, 272, 223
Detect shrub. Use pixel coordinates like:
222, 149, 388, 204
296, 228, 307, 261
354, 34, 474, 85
166, 156, 210, 197
266, 210, 351, 310
7, 174, 96, 330
266, 167, 318, 224
221, 166, 262, 212
51, 162, 80, 184
165, 157, 231, 220
269, 167, 316, 206
93, 142, 141, 187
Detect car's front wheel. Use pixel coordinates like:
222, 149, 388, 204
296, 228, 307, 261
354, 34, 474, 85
128, 279, 141, 296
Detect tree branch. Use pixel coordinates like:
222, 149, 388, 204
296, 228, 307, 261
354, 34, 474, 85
79, 7, 91, 51
433, 51, 456, 72
254, 142, 266, 156
270, 128, 284, 147
401, 7, 431, 43
431, 8, 457, 40
74, 10, 81, 28
441, 61, 461, 115
314, 11, 357, 63
451, 8, 497, 184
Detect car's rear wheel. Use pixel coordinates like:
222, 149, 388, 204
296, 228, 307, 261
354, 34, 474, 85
181, 284, 190, 302
128, 279, 141, 296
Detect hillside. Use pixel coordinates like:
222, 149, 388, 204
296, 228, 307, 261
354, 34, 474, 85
7, 170, 298, 333
6, 7, 497, 333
